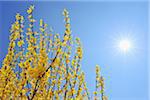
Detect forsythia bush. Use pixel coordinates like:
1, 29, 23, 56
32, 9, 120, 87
0, 5, 108, 100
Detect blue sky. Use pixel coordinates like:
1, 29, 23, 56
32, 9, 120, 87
0, 1, 149, 100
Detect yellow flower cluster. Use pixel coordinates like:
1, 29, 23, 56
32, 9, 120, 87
94, 65, 108, 100
0, 5, 108, 100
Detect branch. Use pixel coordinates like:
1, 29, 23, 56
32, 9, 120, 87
30, 33, 67, 100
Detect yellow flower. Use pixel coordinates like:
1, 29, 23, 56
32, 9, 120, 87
28, 67, 36, 78
96, 65, 100, 73
27, 8, 32, 14
64, 35, 69, 41
15, 25, 19, 30
66, 59, 70, 64
27, 46, 34, 52
71, 88, 76, 95
65, 23, 70, 29
103, 96, 108, 100
30, 19, 36, 23
27, 5, 34, 14
65, 29, 71, 35
10, 41, 16, 48
40, 19, 43, 27
53, 58, 60, 66
18, 62, 24, 68
93, 91, 97, 95
28, 66, 45, 79
22, 89, 26, 95
16, 13, 21, 20
30, 37, 37, 44
62, 41, 67, 46
39, 28, 45, 32
63, 8, 69, 17
28, 15, 32, 19
77, 47, 82, 58
17, 40, 24, 47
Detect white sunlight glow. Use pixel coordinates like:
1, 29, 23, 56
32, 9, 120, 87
118, 39, 131, 53
110, 32, 138, 57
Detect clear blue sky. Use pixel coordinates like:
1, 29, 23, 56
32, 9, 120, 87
0, 1, 149, 100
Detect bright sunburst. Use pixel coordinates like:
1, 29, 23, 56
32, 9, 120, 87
118, 39, 131, 53
110, 33, 137, 56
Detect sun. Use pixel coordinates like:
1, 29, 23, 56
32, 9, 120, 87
110, 33, 137, 57
118, 40, 131, 52
118, 39, 131, 53
109, 31, 142, 64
